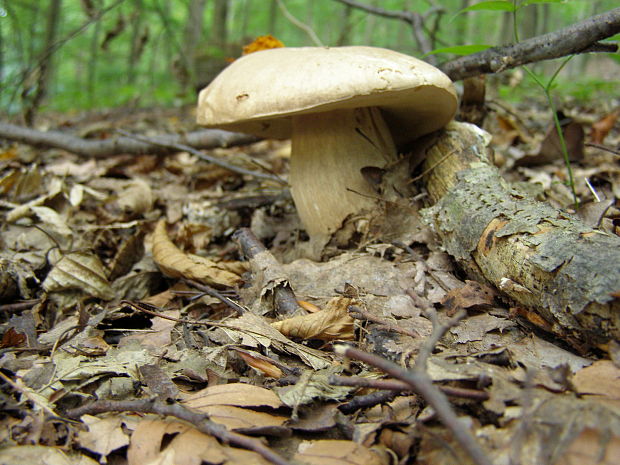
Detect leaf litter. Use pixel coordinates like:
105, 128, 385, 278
0, 100, 619, 465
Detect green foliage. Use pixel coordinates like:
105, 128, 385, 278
0, 0, 616, 117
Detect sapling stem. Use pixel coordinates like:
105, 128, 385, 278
512, 1, 579, 208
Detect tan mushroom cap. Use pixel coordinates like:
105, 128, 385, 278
197, 46, 457, 145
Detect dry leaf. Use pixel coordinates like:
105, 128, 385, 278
555, 427, 620, 465
77, 415, 130, 459
573, 360, 620, 399
127, 418, 269, 465
271, 297, 355, 341
242, 34, 284, 55
181, 382, 283, 409
234, 348, 284, 379
117, 178, 153, 215
590, 109, 619, 145
0, 446, 99, 465
295, 440, 386, 465
42, 250, 113, 300
151, 219, 241, 287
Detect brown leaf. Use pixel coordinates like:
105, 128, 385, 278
0, 327, 26, 349
127, 418, 270, 465
441, 280, 496, 315
234, 348, 284, 379
271, 297, 355, 341
573, 360, 620, 399
42, 250, 113, 300
555, 428, 620, 465
151, 219, 241, 287
590, 109, 619, 145
294, 440, 387, 465
181, 382, 283, 409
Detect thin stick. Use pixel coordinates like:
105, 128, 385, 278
335, 346, 493, 465
275, 0, 323, 46
116, 130, 285, 184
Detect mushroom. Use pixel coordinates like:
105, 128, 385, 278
197, 46, 457, 239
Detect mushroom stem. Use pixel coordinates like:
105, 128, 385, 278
290, 107, 397, 237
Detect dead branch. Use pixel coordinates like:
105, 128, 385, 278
233, 228, 302, 317
0, 121, 258, 158
421, 123, 620, 347
335, 345, 493, 465
333, 0, 440, 64
65, 398, 292, 465
116, 130, 285, 184
441, 8, 620, 80
329, 375, 489, 401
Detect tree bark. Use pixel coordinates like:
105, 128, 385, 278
440, 8, 620, 81
23, 0, 63, 125
419, 123, 620, 348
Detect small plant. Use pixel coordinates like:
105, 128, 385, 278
430, 0, 583, 207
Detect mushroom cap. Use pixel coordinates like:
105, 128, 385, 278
197, 46, 457, 145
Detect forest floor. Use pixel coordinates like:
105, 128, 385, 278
1, 93, 619, 465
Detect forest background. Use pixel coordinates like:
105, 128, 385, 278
2, 0, 619, 122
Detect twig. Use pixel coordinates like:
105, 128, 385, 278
329, 375, 489, 401
335, 345, 493, 465
405, 289, 466, 370
117, 130, 285, 184
65, 398, 291, 465
348, 305, 420, 338
233, 228, 301, 316
585, 142, 620, 157
338, 389, 397, 414
440, 8, 620, 80
182, 279, 247, 315
0, 299, 41, 312
332, 0, 437, 62
275, 0, 323, 46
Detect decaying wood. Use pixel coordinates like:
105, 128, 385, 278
0, 121, 258, 158
420, 122, 620, 346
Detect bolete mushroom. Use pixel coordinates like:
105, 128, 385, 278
197, 46, 457, 239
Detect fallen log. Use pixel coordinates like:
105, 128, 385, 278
420, 122, 620, 348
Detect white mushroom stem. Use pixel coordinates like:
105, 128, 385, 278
289, 107, 397, 238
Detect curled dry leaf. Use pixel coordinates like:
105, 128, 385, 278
42, 250, 113, 300
151, 220, 241, 288
234, 348, 284, 379
590, 109, 619, 145
271, 297, 355, 341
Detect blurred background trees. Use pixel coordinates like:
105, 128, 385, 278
1, 0, 618, 122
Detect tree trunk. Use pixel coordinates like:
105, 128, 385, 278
182, 0, 207, 88
419, 123, 620, 349
23, 0, 62, 125
211, 0, 229, 48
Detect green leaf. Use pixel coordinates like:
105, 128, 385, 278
456, 1, 516, 15
424, 44, 493, 57
521, 0, 566, 7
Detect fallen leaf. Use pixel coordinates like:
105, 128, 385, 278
77, 415, 131, 459
181, 382, 283, 409
0, 445, 99, 465
573, 360, 620, 399
590, 109, 619, 145
295, 439, 387, 465
271, 296, 355, 341
151, 219, 241, 287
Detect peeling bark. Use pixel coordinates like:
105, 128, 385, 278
420, 122, 620, 346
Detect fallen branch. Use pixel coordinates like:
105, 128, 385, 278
65, 398, 291, 465
335, 345, 493, 465
441, 8, 620, 80
0, 121, 258, 158
420, 123, 620, 347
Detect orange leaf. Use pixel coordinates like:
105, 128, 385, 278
242, 35, 284, 55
